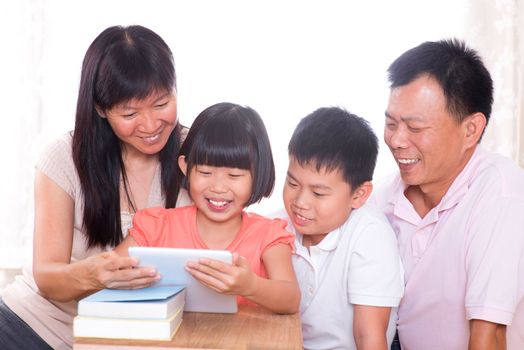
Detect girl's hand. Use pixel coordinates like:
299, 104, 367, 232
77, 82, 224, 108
185, 252, 257, 297
81, 251, 160, 290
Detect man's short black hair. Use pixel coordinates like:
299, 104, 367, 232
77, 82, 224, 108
388, 38, 493, 129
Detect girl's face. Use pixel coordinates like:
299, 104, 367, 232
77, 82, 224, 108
103, 90, 177, 158
180, 160, 253, 226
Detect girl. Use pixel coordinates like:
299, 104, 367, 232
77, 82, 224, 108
115, 102, 300, 314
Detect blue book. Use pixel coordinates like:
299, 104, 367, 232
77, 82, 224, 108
77, 285, 186, 320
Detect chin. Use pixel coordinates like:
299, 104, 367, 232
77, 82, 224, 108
142, 144, 166, 155
402, 178, 423, 187
295, 228, 313, 237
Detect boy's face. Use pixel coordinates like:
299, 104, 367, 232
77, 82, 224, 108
283, 157, 360, 246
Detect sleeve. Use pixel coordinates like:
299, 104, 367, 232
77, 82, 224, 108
465, 194, 524, 325
347, 218, 404, 307
128, 207, 171, 247
36, 134, 77, 199
260, 217, 295, 253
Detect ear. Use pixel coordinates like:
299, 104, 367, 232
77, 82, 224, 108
178, 155, 188, 176
95, 105, 107, 119
350, 181, 373, 209
463, 112, 486, 147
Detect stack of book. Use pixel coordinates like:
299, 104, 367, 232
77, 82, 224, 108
74, 285, 186, 341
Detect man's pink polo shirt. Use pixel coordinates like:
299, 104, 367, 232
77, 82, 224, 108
373, 146, 524, 350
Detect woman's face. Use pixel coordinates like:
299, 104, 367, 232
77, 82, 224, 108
103, 90, 178, 158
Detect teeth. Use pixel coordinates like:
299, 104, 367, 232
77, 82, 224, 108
209, 199, 228, 207
144, 134, 160, 142
398, 158, 418, 164
141, 133, 161, 143
296, 213, 309, 221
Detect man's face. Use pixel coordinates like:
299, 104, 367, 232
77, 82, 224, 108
384, 75, 472, 194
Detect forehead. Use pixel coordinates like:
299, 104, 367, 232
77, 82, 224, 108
386, 75, 451, 122
114, 89, 173, 109
287, 157, 350, 189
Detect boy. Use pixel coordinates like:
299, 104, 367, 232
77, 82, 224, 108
278, 107, 404, 349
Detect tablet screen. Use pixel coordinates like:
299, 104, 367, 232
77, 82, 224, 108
128, 246, 238, 314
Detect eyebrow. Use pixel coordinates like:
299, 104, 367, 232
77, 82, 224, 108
286, 171, 332, 191
121, 92, 171, 109
385, 111, 425, 122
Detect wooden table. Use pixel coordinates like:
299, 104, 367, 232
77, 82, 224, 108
74, 305, 302, 349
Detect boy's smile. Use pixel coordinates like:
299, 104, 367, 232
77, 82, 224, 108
283, 157, 359, 247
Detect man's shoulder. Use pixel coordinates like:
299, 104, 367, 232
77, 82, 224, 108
371, 172, 403, 206
470, 148, 524, 195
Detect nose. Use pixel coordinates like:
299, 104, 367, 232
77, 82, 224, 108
139, 110, 161, 133
292, 189, 310, 210
210, 174, 228, 193
385, 124, 409, 149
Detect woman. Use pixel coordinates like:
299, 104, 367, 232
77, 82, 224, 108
0, 25, 189, 350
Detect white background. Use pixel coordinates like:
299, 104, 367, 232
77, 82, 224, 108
1, 0, 473, 266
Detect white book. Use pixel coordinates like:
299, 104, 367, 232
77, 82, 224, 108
78, 285, 185, 320
74, 307, 183, 341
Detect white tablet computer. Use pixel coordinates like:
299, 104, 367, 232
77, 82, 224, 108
128, 246, 237, 314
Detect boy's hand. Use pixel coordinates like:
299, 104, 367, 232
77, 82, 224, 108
185, 252, 257, 297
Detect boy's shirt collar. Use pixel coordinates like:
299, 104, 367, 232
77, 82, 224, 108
296, 226, 341, 253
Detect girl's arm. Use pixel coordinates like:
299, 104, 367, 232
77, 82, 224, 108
32, 171, 158, 302
113, 235, 140, 257
250, 243, 300, 314
353, 304, 390, 350
186, 243, 300, 314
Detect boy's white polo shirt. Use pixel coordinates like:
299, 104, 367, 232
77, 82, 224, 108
280, 204, 404, 350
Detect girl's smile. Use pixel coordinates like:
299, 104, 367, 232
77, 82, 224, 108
178, 160, 253, 229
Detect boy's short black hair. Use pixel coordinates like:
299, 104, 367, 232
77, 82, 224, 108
179, 102, 275, 206
288, 107, 378, 190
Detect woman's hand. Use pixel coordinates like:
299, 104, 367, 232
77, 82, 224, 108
37, 250, 160, 302
80, 251, 160, 290
185, 252, 257, 297
32, 170, 159, 301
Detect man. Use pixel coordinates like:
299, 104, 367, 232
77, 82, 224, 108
373, 39, 524, 349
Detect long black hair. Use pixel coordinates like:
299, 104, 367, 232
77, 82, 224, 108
72, 25, 181, 248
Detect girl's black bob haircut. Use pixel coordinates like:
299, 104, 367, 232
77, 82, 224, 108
179, 102, 275, 206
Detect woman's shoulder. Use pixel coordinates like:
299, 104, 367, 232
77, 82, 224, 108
37, 132, 74, 163
179, 124, 189, 142
36, 132, 78, 195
